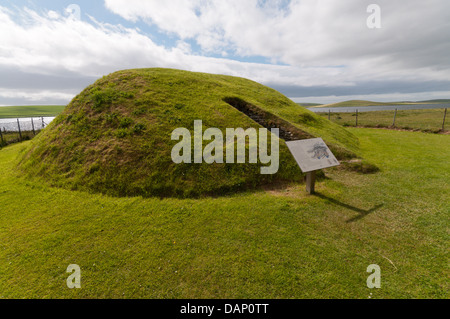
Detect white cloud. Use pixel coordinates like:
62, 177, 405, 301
0, 6, 177, 77
0, 88, 75, 103
104, 0, 450, 80
0, 2, 449, 105
0, 5, 362, 99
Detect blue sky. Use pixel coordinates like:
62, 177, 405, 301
0, 0, 449, 105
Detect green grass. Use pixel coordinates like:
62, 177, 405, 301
17, 68, 361, 198
0, 105, 65, 118
317, 108, 448, 133
0, 131, 36, 146
0, 128, 448, 298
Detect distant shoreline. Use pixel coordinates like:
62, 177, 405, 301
308, 103, 450, 113
300, 99, 450, 108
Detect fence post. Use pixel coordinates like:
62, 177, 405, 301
443, 108, 447, 131
41, 117, 45, 129
17, 119, 22, 141
0, 127, 4, 145
355, 109, 358, 127
392, 108, 397, 127
328, 109, 331, 121
31, 117, 36, 136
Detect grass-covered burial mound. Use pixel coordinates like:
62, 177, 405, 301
18, 68, 361, 197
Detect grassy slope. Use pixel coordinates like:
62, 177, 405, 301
18, 69, 360, 198
0, 105, 65, 118
0, 128, 448, 298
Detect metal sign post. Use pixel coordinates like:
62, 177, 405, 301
286, 138, 340, 194
305, 171, 316, 194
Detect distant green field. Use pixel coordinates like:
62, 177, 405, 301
0, 105, 65, 118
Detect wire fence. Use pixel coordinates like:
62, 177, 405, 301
0, 117, 53, 146
315, 108, 448, 133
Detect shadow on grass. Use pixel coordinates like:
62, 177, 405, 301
314, 192, 384, 223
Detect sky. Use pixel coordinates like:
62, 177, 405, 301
0, 0, 449, 106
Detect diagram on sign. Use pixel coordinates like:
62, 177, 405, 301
308, 142, 330, 160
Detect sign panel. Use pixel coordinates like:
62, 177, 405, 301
286, 138, 340, 173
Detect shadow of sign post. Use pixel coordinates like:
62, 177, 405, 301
314, 192, 384, 223
286, 138, 340, 194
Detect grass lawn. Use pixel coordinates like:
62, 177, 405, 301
0, 128, 448, 299
0, 131, 36, 146
0, 105, 65, 118
316, 109, 448, 133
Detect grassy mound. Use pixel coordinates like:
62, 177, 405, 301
18, 68, 360, 198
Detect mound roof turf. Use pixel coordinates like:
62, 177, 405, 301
18, 68, 361, 198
